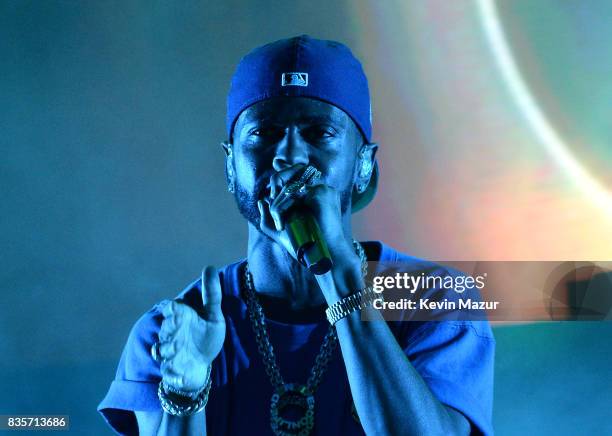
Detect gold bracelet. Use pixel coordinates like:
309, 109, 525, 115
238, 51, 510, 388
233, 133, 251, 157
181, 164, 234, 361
325, 286, 380, 325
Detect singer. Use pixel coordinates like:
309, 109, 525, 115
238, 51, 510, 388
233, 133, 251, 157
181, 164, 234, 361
99, 35, 495, 435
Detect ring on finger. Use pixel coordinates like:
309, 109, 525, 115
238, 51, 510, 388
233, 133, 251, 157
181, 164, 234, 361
298, 165, 321, 185
280, 166, 320, 200
282, 181, 306, 199
151, 341, 163, 363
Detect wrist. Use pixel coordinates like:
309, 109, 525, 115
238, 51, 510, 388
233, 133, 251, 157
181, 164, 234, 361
327, 235, 359, 262
325, 285, 379, 325
316, 238, 367, 304
318, 257, 365, 305
158, 365, 212, 417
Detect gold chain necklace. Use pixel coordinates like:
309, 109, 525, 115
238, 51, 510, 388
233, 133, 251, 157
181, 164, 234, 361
242, 240, 367, 436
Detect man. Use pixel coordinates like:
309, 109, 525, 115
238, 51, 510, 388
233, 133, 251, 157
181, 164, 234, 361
99, 35, 495, 435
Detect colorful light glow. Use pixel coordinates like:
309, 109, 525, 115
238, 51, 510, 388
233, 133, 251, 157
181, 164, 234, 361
351, 0, 612, 260
476, 0, 612, 217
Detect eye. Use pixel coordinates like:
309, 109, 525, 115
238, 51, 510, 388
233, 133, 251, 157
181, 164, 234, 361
301, 125, 336, 141
249, 125, 284, 141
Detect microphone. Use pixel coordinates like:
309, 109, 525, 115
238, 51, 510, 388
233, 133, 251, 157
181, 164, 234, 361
284, 166, 333, 275
286, 208, 332, 275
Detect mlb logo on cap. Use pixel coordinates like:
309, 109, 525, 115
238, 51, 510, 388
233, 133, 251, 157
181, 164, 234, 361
281, 72, 308, 87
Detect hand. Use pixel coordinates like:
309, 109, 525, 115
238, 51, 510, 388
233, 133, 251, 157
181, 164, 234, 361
156, 266, 225, 393
257, 164, 355, 263
257, 165, 364, 302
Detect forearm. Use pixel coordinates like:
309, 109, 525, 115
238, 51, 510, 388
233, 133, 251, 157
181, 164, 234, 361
319, 261, 467, 436
157, 411, 206, 436
136, 410, 206, 436
335, 309, 463, 435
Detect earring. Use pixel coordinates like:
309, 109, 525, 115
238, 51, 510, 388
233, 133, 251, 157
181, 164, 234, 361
359, 160, 372, 178
225, 145, 235, 193
356, 150, 372, 194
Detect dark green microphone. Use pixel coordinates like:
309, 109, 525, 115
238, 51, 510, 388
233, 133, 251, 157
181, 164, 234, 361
284, 166, 333, 275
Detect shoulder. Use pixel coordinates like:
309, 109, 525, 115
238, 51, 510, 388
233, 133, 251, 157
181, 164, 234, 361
364, 240, 495, 341
363, 240, 460, 276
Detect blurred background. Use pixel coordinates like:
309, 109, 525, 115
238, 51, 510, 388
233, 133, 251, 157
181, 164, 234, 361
1, 0, 611, 434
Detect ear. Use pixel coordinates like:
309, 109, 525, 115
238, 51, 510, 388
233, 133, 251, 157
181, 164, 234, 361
221, 141, 235, 193
355, 142, 378, 193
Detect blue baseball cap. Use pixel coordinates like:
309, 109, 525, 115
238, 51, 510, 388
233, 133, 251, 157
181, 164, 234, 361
226, 35, 372, 141
226, 35, 377, 212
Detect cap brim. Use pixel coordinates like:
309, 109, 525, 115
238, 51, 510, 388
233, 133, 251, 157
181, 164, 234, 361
351, 161, 378, 213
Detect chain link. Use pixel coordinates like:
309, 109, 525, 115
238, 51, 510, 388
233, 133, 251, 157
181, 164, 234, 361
243, 240, 367, 393
244, 270, 285, 388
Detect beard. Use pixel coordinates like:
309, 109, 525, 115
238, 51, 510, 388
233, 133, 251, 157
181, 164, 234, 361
233, 176, 354, 229
234, 180, 265, 228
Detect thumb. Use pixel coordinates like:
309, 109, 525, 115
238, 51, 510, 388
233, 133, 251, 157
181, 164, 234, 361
201, 266, 223, 320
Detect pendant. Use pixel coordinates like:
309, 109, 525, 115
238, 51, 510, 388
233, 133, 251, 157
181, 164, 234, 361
270, 383, 315, 436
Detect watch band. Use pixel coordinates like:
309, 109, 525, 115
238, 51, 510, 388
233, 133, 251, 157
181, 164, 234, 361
325, 286, 381, 325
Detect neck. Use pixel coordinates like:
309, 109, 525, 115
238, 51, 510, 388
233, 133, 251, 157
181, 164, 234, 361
246, 216, 354, 312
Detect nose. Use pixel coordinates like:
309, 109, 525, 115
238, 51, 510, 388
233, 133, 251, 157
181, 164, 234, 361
272, 126, 309, 171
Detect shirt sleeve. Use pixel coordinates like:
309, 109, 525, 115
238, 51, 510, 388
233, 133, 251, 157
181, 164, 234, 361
97, 304, 164, 436
401, 320, 496, 436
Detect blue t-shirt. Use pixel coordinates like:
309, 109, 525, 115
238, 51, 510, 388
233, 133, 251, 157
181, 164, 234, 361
98, 241, 495, 435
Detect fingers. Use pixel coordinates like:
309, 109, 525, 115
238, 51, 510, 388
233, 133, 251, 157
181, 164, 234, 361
160, 299, 181, 318
160, 360, 190, 391
153, 332, 176, 364
258, 198, 278, 237
158, 300, 192, 349
269, 193, 292, 231
154, 297, 218, 393
268, 181, 310, 231
268, 182, 333, 231
201, 266, 223, 321
161, 371, 185, 390
268, 164, 306, 200
158, 301, 179, 341
266, 165, 323, 231
160, 357, 179, 376
158, 339, 177, 358
300, 183, 340, 220
159, 348, 209, 392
